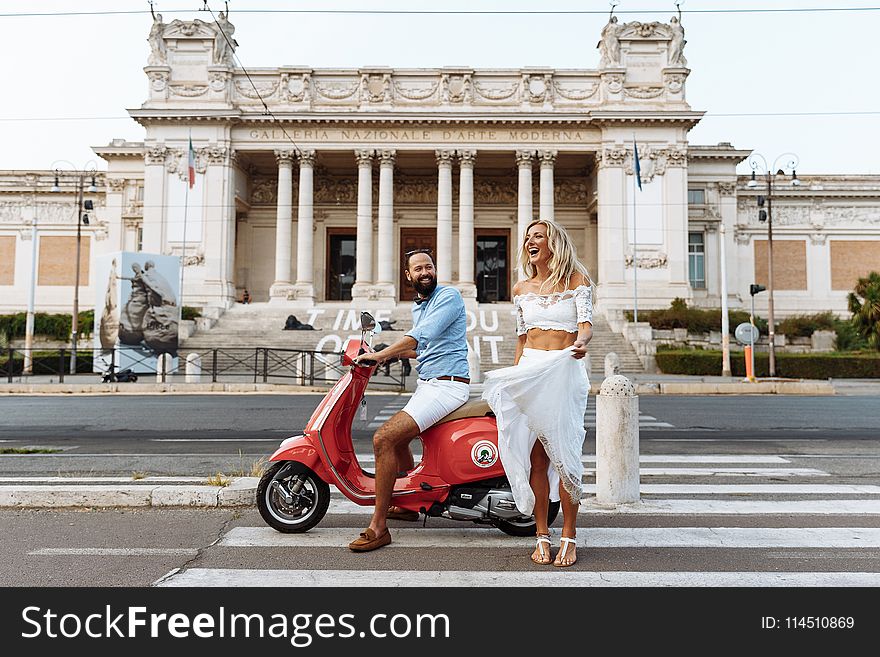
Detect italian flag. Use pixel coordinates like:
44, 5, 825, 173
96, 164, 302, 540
187, 135, 196, 189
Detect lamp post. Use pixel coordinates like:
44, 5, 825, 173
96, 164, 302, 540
747, 152, 801, 378
51, 163, 98, 375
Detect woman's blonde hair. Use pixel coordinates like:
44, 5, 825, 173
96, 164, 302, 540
519, 218, 594, 293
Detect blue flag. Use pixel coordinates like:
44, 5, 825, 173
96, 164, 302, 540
633, 138, 642, 191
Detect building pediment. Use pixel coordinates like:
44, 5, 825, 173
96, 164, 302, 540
164, 19, 215, 39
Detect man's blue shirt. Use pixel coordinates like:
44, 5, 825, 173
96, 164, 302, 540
404, 284, 469, 379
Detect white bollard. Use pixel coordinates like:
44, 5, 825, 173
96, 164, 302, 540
604, 352, 620, 378
185, 353, 202, 383
467, 345, 481, 384
155, 353, 172, 383
595, 374, 640, 505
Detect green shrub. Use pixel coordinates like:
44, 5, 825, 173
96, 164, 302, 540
0, 311, 93, 342
181, 306, 201, 321
848, 271, 880, 351
0, 351, 93, 376
626, 298, 767, 334
777, 312, 837, 338
834, 320, 868, 352
655, 349, 880, 378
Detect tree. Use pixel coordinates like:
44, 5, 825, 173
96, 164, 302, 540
847, 271, 880, 351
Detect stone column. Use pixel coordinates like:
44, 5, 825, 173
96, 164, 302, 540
351, 149, 375, 301
202, 145, 236, 307
539, 149, 557, 219
595, 145, 628, 317
515, 150, 535, 280
269, 149, 295, 301
662, 147, 692, 300
142, 145, 168, 253
457, 150, 477, 301
436, 149, 455, 285
375, 149, 397, 300
292, 149, 317, 304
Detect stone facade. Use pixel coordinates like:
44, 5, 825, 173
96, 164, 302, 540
1, 15, 879, 323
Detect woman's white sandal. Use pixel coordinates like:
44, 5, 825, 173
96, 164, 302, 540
553, 537, 577, 568
531, 534, 552, 565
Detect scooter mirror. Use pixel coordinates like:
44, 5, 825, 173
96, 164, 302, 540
360, 312, 376, 331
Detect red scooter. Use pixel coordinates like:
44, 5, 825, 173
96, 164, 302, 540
257, 312, 559, 536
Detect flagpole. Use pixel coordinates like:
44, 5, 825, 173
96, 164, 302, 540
632, 134, 638, 324
180, 131, 191, 309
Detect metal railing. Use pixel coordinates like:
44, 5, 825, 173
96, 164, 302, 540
1, 346, 408, 391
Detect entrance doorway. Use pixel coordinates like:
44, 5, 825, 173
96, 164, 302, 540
399, 228, 436, 302
326, 229, 356, 301
475, 231, 510, 302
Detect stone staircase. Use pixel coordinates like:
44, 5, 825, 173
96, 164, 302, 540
179, 301, 644, 383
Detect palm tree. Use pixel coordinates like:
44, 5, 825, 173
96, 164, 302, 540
848, 271, 880, 351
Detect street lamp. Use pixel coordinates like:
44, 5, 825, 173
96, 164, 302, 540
51, 162, 98, 375
747, 152, 801, 378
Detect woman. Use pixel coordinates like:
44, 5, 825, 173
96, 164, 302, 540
482, 219, 593, 567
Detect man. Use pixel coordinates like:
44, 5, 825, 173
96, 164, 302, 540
349, 248, 470, 552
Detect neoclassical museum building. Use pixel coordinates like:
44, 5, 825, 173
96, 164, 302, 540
1, 14, 879, 326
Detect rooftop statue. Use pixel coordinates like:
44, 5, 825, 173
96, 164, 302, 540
213, 11, 239, 66
669, 15, 687, 67
597, 16, 622, 68
147, 12, 167, 65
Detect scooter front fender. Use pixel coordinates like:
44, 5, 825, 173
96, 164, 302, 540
268, 434, 330, 481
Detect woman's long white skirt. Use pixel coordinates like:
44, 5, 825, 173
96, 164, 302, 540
481, 347, 589, 515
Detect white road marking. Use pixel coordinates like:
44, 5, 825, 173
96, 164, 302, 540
155, 569, 880, 588
150, 438, 279, 442
0, 476, 206, 483
218, 526, 880, 549
350, 454, 793, 465
601, 484, 880, 494
312, 497, 879, 515
582, 467, 830, 477
30, 548, 198, 556
579, 499, 880, 515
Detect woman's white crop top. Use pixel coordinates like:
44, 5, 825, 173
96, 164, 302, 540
515, 285, 593, 336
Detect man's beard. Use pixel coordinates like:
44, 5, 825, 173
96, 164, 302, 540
412, 274, 437, 297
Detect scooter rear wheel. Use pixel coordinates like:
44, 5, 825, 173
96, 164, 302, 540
494, 500, 561, 537
257, 461, 330, 533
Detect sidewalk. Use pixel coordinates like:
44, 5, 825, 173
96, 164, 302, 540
0, 476, 258, 508
0, 372, 861, 395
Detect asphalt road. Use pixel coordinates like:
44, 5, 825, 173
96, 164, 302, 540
0, 394, 878, 475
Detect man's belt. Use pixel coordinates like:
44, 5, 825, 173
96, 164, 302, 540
422, 375, 470, 384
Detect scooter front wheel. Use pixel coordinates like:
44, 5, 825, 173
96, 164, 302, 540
257, 461, 330, 533
494, 500, 561, 537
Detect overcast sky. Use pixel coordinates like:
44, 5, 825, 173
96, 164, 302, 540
1, 0, 876, 174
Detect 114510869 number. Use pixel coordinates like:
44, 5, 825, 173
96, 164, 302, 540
785, 617, 854, 629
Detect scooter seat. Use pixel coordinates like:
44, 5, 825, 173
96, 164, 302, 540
434, 399, 494, 426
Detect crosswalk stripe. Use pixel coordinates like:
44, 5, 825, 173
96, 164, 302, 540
277, 497, 880, 515
218, 526, 880, 549
349, 454, 793, 465
583, 468, 829, 477
154, 569, 880, 588
579, 499, 880, 514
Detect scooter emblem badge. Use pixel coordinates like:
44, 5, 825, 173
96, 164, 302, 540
471, 440, 498, 468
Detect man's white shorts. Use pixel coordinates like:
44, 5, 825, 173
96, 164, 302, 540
401, 378, 470, 433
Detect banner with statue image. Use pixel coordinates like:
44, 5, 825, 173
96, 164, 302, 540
93, 252, 180, 374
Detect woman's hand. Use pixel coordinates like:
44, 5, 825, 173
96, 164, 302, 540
571, 338, 589, 359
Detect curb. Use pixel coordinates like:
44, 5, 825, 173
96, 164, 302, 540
0, 381, 836, 395
0, 477, 259, 508
0, 384, 413, 395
